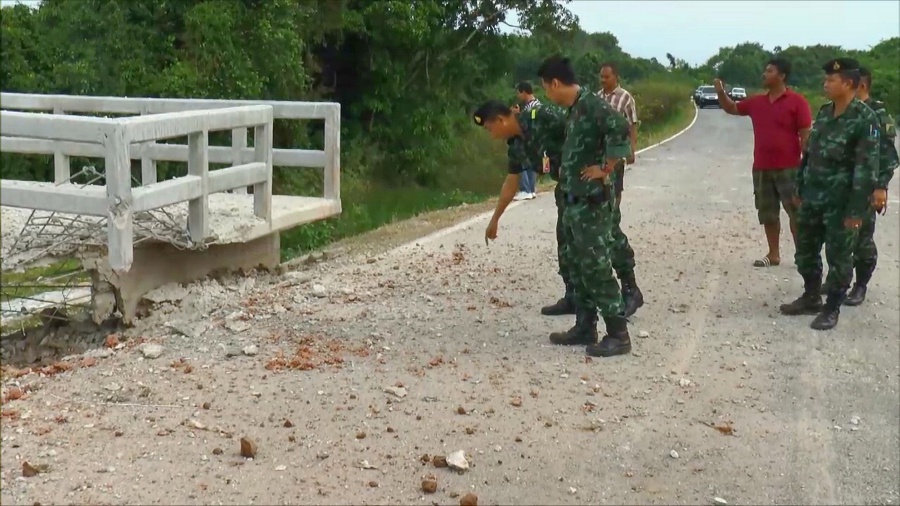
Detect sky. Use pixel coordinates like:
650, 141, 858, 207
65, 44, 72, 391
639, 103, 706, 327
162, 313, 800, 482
2, 0, 898, 66
559, 0, 900, 65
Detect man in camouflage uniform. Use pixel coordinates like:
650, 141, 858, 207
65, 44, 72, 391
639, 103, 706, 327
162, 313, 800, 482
844, 66, 899, 306
780, 58, 880, 330
472, 100, 571, 311
537, 55, 633, 357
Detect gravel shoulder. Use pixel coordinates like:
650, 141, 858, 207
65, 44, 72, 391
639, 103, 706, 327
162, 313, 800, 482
1, 109, 898, 506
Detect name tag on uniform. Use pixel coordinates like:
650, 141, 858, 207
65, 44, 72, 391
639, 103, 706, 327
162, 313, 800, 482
542, 152, 550, 174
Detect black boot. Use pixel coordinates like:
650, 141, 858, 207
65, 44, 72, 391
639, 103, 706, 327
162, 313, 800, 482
541, 285, 576, 316
619, 271, 644, 318
549, 308, 598, 345
586, 315, 632, 357
780, 275, 823, 315
811, 292, 843, 330
844, 263, 875, 306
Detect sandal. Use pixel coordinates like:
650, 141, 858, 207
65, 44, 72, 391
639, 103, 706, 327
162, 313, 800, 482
753, 256, 780, 268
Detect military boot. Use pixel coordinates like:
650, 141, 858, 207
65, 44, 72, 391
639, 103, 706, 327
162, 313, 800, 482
541, 283, 576, 315
619, 271, 644, 318
810, 292, 843, 330
844, 263, 875, 306
549, 308, 598, 345
585, 315, 632, 357
780, 275, 823, 315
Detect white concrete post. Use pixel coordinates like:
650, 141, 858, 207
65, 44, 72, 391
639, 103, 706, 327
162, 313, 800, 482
140, 105, 158, 185
253, 121, 273, 224
323, 105, 341, 200
231, 127, 248, 194
105, 124, 134, 272
52, 106, 71, 183
187, 129, 210, 243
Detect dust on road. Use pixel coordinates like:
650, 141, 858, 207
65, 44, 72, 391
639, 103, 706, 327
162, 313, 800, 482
1, 109, 898, 506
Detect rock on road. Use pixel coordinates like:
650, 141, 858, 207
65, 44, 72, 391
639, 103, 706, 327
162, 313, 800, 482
1, 108, 898, 506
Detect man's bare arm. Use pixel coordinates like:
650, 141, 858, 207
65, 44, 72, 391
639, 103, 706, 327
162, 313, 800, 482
799, 127, 811, 152
629, 123, 638, 156
714, 79, 740, 115
490, 173, 520, 223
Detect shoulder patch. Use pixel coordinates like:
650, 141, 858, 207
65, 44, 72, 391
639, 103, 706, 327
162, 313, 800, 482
869, 123, 880, 141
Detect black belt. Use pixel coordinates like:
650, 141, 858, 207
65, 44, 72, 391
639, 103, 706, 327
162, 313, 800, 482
564, 192, 609, 205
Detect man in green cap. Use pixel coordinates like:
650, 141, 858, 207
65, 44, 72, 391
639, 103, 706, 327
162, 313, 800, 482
780, 57, 880, 330
844, 66, 899, 306
472, 99, 572, 314
537, 54, 633, 358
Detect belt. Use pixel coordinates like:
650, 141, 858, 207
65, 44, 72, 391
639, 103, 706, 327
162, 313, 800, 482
564, 192, 609, 205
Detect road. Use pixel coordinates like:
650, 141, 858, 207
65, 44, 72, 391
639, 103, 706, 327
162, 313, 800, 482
1, 108, 898, 506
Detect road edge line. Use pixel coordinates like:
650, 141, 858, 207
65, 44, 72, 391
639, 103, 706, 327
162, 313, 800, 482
390, 101, 701, 253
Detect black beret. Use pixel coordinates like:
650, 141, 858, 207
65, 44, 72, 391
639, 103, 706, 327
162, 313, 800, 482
822, 58, 860, 75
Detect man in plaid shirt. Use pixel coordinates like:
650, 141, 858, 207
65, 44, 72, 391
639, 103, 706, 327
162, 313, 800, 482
596, 62, 644, 318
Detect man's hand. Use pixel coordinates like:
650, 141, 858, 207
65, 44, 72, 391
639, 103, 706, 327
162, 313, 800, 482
844, 217, 862, 230
714, 78, 725, 93
581, 159, 619, 181
485, 218, 499, 245
873, 188, 888, 214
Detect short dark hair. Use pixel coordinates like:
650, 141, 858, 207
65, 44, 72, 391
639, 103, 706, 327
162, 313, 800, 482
767, 57, 792, 82
472, 100, 513, 126
859, 66, 872, 88
516, 81, 533, 94
599, 62, 618, 76
537, 55, 577, 86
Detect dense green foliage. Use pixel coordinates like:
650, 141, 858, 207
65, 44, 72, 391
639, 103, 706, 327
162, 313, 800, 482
7, 2, 890, 258
696, 39, 899, 115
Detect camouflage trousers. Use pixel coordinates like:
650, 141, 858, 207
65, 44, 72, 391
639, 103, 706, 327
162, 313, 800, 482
850, 209, 878, 269
794, 201, 858, 294
554, 186, 574, 297
611, 194, 636, 278
560, 198, 624, 316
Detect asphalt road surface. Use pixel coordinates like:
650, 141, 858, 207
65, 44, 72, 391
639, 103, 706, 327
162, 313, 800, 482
1, 107, 898, 506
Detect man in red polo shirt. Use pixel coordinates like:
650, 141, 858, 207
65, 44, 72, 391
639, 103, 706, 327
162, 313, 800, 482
715, 58, 812, 268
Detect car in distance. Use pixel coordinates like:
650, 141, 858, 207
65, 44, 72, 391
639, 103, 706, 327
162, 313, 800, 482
695, 85, 718, 108
730, 87, 747, 101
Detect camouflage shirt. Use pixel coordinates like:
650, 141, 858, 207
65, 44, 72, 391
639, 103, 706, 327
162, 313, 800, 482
798, 98, 880, 219
560, 87, 631, 197
507, 103, 566, 181
863, 98, 899, 189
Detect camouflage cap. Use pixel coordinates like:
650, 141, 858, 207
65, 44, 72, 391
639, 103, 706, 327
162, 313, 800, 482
822, 57, 860, 75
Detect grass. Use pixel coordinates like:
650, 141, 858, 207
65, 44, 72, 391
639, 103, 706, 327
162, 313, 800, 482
0, 259, 88, 302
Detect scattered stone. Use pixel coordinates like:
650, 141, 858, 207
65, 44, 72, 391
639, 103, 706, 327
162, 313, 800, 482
316, 451, 329, 460
638, 330, 650, 338
212, 448, 223, 455
384, 386, 408, 398
356, 431, 366, 440
460, 492, 478, 506
312, 284, 327, 297
275, 465, 287, 471
569, 487, 577, 495
202, 402, 211, 410
240, 437, 257, 458
140, 344, 164, 359
678, 378, 691, 387
422, 474, 438, 494
713, 497, 728, 505
457, 406, 467, 415
226, 321, 252, 333
510, 397, 523, 407
850, 416, 860, 426
22, 462, 42, 477
283, 419, 294, 428
446, 450, 469, 472
368, 481, 378, 488
242, 345, 259, 356
433, 456, 448, 468
356, 460, 377, 470
669, 450, 680, 459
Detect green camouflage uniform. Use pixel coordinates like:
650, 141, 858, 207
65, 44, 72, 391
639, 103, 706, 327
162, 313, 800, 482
506, 104, 569, 292
851, 99, 899, 270
794, 99, 880, 299
559, 88, 632, 316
